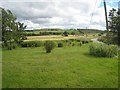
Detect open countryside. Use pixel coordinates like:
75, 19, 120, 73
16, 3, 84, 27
1, 0, 120, 88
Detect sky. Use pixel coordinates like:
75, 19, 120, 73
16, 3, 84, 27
0, 0, 120, 30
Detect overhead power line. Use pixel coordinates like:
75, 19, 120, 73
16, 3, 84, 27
87, 0, 98, 29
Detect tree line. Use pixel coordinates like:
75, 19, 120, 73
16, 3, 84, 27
1, 7, 27, 50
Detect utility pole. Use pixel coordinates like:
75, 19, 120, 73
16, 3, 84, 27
103, 0, 109, 42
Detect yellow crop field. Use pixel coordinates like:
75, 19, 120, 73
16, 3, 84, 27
25, 35, 87, 41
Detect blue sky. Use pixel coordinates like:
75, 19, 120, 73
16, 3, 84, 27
99, 0, 119, 8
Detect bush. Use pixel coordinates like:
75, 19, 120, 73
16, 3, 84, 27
44, 41, 55, 53
98, 34, 102, 36
21, 36, 27, 40
71, 32, 75, 35
4, 42, 18, 50
76, 39, 81, 42
98, 36, 118, 45
12, 42, 18, 49
63, 31, 69, 36
69, 39, 75, 42
89, 43, 118, 57
82, 40, 85, 44
58, 42, 64, 47
21, 41, 42, 47
72, 43, 75, 46
78, 42, 82, 46
85, 40, 89, 43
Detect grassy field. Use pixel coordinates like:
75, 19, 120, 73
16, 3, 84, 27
2, 43, 118, 88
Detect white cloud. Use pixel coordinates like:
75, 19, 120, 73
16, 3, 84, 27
0, 0, 117, 30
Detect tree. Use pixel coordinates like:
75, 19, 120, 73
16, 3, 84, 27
63, 31, 68, 36
108, 8, 120, 45
108, 8, 117, 33
1, 7, 27, 49
14, 22, 27, 44
44, 41, 55, 53
116, 9, 120, 46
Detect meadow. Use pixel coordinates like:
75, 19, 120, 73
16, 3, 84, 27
2, 5, 119, 88
2, 43, 118, 88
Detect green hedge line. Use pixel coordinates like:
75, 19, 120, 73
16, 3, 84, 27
98, 36, 118, 44
21, 41, 43, 47
20, 38, 92, 48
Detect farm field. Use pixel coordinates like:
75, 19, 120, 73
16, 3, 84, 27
26, 35, 84, 41
2, 43, 118, 88
25, 35, 98, 41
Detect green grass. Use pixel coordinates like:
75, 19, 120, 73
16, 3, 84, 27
118, 50, 120, 87
80, 29, 104, 33
25, 30, 64, 34
24, 29, 80, 35
2, 44, 118, 88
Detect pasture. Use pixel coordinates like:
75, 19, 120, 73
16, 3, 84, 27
2, 43, 118, 88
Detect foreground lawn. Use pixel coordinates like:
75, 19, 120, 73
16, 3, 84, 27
2, 44, 118, 88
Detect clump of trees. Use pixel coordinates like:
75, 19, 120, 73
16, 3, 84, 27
1, 7, 27, 50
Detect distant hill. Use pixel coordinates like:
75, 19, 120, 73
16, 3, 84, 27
25, 28, 104, 34
78, 29, 104, 34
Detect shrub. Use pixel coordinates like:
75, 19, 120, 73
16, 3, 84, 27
107, 45, 118, 57
44, 41, 55, 53
85, 40, 88, 43
4, 42, 18, 50
69, 39, 75, 42
98, 36, 118, 45
21, 36, 27, 40
89, 43, 118, 57
58, 42, 64, 47
65, 40, 72, 46
78, 42, 82, 46
76, 39, 81, 42
12, 42, 18, 49
2, 41, 18, 50
98, 34, 102, 36
0, 43, 2, 48
71, 32, 75, 35
72, 42, 75, 46
82, 40, 85, 44
65, 40, 69, 42
21, 41, 42, 47
63, 31, 69, 36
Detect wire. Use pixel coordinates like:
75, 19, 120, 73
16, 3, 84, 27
87, 0, 98, 29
